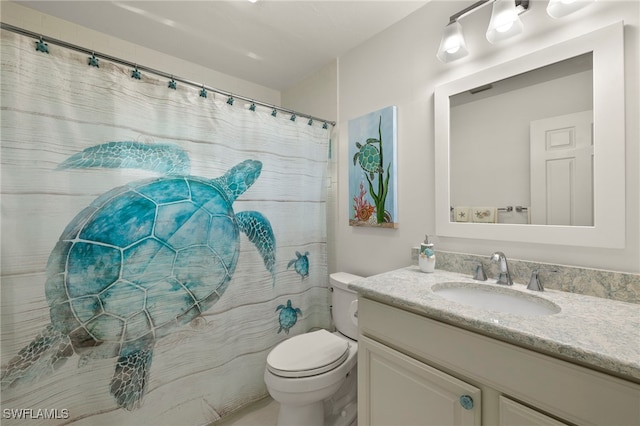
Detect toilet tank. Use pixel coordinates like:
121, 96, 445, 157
330, 272, 362, 341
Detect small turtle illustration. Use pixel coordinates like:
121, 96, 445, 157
287, 251, 309, 280
0, 142, 276, 410
276, 300, 302, 334
353, 138, 384, 179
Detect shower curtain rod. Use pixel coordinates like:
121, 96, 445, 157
0, 22, 336, 127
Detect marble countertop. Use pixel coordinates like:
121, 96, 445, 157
349, 266, 640, 383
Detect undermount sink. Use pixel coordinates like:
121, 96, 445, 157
432, 283, 561, 316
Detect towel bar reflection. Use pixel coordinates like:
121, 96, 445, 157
451, 206, 529, 212
497, 206, 528, 212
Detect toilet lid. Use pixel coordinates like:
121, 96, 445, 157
267, 330, 350, 378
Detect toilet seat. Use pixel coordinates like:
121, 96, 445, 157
267, 330, 350, 378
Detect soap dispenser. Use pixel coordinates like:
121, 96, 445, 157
419, 235, 436, 273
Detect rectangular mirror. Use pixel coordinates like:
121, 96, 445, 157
435, 22, 625, 248
450, 52, 593, 226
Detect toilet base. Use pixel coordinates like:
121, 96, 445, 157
274, 366, 358, 426
277, 401, 324, 426
325, 401, 357, 426
324, 367, 357, 426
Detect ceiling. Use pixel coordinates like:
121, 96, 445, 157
15, 0, 430, 91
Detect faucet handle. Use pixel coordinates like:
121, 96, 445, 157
527, 268, 559, 292
464, 258, 487, 281
473, 263, 487, 281
527, 270, 544, 291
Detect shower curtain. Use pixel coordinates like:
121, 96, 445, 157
0, 30, 330, 425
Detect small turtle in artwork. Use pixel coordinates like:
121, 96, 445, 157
287, 251, 310, 280
276, 300, 302, 334
0, 142, 276, 411
353, 139, 383, 180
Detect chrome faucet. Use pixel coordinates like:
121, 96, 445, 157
490, 251, 513, 285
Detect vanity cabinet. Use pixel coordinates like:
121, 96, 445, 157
359, 336, 481, 426
357, 297, 640, 426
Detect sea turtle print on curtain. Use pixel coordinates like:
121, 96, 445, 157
287, 251, 310, 280
276, 300, 302, 334
0, 142, 277, 410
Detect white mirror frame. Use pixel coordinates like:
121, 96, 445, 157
435, 21, 625, 248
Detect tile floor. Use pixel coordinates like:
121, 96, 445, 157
213, 397, 279, 426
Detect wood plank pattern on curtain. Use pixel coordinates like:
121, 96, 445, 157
0, 30, 330, 425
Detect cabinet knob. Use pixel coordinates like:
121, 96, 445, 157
459, 395, 474, 410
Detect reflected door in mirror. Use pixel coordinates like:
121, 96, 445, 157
530, 111, 593, 226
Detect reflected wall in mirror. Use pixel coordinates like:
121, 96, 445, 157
450, 53, 593, 226
434, 22, 625, 248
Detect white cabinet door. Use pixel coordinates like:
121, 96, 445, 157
358, 336, 481, 426
499, 396, 569, 426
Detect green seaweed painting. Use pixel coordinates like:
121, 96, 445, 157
348, 106, 397, 228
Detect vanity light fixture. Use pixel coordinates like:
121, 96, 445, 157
486, 0, 526, 44
546, 0, 594, 18
436, 0, 530, 63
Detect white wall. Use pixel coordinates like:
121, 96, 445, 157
282, 60, 338, 123
333, 0, 639, 276
0, 1, 281, 106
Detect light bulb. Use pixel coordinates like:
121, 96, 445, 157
437, 21, 468, 63
486, 0, 523, 44
496, 21, 514, 33
446, 46, 461, 54
547, 0, 594, 18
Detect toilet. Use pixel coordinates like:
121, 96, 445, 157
264, 272, 362, 426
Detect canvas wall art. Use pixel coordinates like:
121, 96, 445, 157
348, 106, 398, 228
